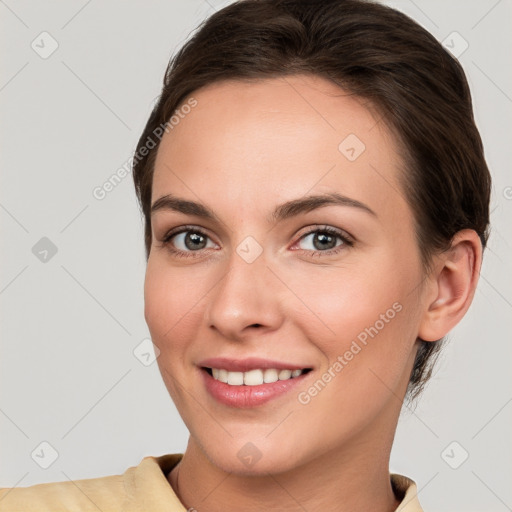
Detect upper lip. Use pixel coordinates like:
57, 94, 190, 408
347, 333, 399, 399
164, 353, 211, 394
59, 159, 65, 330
198, 357, 312, 372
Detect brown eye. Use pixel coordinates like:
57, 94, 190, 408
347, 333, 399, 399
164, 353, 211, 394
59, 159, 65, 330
162, 227, 217, 258
294, 226, 354, 257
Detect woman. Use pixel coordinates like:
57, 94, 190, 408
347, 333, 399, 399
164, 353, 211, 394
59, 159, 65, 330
0, 0, 491, 510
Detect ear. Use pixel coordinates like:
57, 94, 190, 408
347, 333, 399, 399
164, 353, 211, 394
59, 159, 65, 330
418, 229, 483, 342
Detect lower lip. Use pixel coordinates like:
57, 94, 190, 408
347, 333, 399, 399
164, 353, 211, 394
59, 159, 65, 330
200, 368, 310, 408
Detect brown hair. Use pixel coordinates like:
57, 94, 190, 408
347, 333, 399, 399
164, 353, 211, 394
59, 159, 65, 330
132, 0, 491, 403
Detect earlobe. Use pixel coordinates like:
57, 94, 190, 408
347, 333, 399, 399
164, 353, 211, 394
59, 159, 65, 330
418, 229, 482, 342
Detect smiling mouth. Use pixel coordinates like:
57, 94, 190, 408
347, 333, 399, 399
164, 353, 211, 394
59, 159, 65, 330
202, 367, 313, 386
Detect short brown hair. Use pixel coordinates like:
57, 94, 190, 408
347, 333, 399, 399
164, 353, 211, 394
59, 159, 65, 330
132, 0, 491, 403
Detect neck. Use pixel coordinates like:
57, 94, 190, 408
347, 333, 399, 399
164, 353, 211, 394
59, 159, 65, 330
168, 423, 401, 512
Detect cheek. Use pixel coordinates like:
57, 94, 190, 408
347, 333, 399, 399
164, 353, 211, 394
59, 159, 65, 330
283, 256, 409, 343
143, 259, 199, 352
288, 255, 420, 385
294, 285, 418, 437
143, 260, 202, 411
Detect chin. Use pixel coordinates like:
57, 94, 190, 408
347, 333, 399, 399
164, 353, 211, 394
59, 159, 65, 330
196, 434, 310, 477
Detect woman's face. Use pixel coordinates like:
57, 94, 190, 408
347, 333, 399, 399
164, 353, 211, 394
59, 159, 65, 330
145, 74, 429, 475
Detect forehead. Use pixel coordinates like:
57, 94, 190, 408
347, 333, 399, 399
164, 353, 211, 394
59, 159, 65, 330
152, 74, 407, 221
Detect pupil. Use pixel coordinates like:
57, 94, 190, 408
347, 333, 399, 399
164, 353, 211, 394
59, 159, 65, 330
186, 232, 206, 250
315, 232, 335, 250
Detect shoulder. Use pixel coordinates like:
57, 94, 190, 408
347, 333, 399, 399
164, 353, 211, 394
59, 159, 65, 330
0, 473, 125, 512
0, 453, 183, 512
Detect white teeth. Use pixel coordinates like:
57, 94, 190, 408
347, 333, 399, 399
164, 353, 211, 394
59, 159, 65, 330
227, 371, 244, 385
263, 368, 279, 383
209, 367, 308, 386
244, 369, 264, 386
278, 369, 292, 380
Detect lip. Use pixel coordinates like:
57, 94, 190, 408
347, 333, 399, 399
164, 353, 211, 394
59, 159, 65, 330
198, 357, 310, 372
200, 366, 311, 408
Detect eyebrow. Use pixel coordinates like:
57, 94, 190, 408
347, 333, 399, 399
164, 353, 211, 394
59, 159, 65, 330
150, 192, 377, 223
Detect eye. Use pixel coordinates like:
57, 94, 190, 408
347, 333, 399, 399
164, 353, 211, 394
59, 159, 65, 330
160, 224, 354, 260
161, 226, 217, 259
292, 226, 354, 257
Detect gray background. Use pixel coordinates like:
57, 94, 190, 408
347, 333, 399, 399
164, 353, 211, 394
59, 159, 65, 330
1, 1, 511, 510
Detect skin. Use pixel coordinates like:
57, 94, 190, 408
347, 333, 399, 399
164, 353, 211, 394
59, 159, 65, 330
144, 74, 482, 511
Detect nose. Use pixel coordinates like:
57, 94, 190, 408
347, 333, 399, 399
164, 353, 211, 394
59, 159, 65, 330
204, 249, 285, 341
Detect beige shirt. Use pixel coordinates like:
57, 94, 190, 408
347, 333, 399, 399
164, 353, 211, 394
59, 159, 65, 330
0, 453, 424, 511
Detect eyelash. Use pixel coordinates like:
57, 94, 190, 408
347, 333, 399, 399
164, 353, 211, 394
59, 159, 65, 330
161, 225, 354, 260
